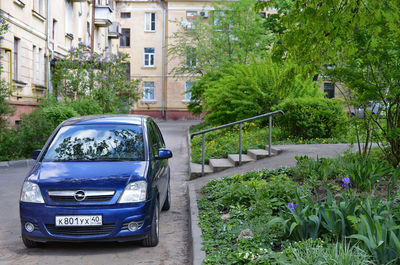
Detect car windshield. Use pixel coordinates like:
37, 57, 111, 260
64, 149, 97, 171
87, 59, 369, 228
43, 124, 145, 162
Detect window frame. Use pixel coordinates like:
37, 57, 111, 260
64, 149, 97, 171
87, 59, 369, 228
143, 81, 155, 101
184, 81, 192, 102
120, 28, 131, 47
145, 12, 156, 32
144, 48, 155, 67
121, 12, 131, 18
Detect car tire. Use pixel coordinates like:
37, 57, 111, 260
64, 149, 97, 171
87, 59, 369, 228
162, 180, 171, 211
142, 199, 159, 247
22, 235, 40, 248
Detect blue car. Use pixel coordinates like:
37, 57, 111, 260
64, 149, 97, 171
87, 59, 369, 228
19, 115, 172, 248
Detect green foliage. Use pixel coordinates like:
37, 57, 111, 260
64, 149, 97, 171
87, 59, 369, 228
348, 198, 400, 264
52, 42, 139, 113
169, 0, 271, 77
343, 156, 392, 191
276, 0, 400, 165
66, 97, 103, 116
278, 239, 373, 265
41, 104, 79, 126
203, 60, 280, 125
275, 97, 348, 139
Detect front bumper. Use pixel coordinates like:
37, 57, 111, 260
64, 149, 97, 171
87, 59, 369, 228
20, 201, 153, 243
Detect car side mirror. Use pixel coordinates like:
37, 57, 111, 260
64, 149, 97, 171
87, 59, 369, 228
32, 149, 41, 160
156, 149, 173, 160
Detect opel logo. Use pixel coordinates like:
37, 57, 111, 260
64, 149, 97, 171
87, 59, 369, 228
74, 190, 86, 202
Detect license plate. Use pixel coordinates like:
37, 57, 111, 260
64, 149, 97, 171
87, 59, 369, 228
55, 215, 102, 226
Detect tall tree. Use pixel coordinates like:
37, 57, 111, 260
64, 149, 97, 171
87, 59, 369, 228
276, 0, 400, 165
168, 0, 273, 113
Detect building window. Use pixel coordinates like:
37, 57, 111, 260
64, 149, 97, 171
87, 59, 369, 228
32, 45, 37, 84
123, 63, 130, 80
52, 19, 58, 49
324, 83, 335, 99
145, 12, 156, 31
13, 38, 20, 81
186, 11, 197, 29
144, 48, 155, 67
33, 0, 44, 15
184, 81, 192, 102
120, 28, 130, 47
143, 81, 155, 100
144, 12, 156, 31
185, 47, 196, 68
65, 0, 73, 34
121, 12, 131, 18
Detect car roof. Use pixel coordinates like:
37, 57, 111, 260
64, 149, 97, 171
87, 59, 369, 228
62, 114, 150, 126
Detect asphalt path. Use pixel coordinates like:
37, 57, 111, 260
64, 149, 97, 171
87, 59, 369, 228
0, 120, 197, 265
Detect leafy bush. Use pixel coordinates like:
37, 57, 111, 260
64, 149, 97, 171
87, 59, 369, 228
203, 60, 280, 125
275, 97, 348, 139
67, 97, 103, 115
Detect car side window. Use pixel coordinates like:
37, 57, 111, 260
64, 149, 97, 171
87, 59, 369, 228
151, 121, 165, 148
148, 122, 159, 158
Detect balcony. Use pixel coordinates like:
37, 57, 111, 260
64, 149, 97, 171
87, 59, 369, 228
108, 22, 121, 38
95, 5, 112, 27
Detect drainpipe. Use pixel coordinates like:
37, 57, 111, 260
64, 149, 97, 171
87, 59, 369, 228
161, 0, 166, 118
46, 0, 54, 96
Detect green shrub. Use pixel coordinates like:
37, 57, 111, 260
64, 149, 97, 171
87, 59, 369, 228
203, 59, 281, 125
67, 97, 103, 115
275, 97, 348, 139
41, 104, 79, 125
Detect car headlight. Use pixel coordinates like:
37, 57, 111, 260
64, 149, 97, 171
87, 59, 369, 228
20, 181, 44, 203
119, 181, 147, 203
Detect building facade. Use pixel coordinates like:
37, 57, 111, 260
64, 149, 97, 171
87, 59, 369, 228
116, 0, 211, 120
0, 0, 120, 126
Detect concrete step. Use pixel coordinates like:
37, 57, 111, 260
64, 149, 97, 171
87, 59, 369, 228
227, 154, 255, 166
247, 149, 270, 160
209, 158, 235, 172
189, 163, 213, 180
264, 146, 282, 155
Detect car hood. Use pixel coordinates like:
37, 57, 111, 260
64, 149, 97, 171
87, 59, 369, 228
27, 161, 148, 191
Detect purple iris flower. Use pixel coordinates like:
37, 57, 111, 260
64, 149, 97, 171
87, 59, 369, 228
342, 177, 352, 188
288, 202, 298, 213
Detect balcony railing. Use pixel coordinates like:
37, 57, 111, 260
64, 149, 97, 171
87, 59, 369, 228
95, 6, 112, 27
108, 22, 121, 38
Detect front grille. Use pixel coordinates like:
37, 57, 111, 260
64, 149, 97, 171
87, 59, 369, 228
46, 224, 115, 236
49, 195, 114, 203
48, 190, 115, 203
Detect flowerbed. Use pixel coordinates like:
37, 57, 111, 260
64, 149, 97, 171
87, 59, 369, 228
198, 153, 400, 264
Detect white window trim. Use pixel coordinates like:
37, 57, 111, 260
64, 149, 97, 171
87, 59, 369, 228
144, 48, 155, 67
143, 81, 155, 101
182, 81, 192, 103
144, 12, 156, 32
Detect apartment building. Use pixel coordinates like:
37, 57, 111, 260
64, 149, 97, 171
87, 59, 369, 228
116, 0, 210, 120
0, 0, 121, 126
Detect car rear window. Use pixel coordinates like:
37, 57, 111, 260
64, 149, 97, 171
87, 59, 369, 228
43, 124, 145, 162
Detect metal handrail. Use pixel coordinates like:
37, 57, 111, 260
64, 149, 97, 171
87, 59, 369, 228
191, 110, 284, 176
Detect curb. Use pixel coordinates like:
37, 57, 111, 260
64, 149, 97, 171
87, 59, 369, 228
187, 127, 206, 265
0, 159, 35, 169
188, 183, 206, 265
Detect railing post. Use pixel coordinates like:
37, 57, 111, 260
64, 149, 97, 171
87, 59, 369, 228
202, 133, 205, 176
269, 115, 272, 156
239, 123, 242, 165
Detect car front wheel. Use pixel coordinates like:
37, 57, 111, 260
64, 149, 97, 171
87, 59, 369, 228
142, 199, 159, 247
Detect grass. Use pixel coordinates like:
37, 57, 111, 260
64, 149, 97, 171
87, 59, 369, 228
190, 121, 357, 163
